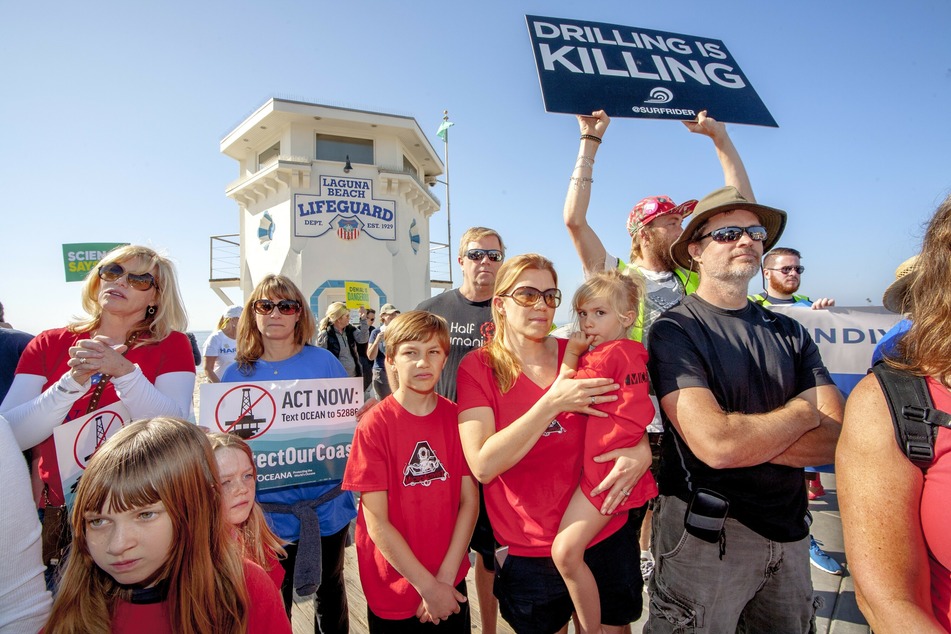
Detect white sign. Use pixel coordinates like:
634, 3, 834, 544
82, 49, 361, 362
294, 176, 396, 241
199, 377, 363, 489
54, 402, 132, 507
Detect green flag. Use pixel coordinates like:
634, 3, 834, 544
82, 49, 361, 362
436, 120, 455, 141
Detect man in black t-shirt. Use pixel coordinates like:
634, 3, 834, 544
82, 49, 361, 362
646, 187, 844, 632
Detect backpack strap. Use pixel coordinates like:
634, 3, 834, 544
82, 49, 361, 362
871, 363, 951, 469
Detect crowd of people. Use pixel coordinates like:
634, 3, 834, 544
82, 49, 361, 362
0, 108, 949, 634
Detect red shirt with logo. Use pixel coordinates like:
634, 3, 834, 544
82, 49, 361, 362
575, 339, 657, 512
342, 395, 470, 619
456, 339, 625, 557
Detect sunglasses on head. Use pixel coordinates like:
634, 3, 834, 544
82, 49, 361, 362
766, 265, 805, 275
697, 225, 768, 243
499, 286, 562, 309
252, 299, 302, 316
465, 249, 504, 263
98, 262, 158, 291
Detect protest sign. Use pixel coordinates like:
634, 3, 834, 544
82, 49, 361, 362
62, 243, 128, 282
54, 402, 132, 507
199, 377, 363, 490
769, 306, 902, 396
525, 15, 777, 127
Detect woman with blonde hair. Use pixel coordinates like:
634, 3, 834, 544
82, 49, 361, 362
0, 245, 196, 573
317, 301, 362, 379
44, 417, 289, 634
222, 274, 356, 632
456, 253, 651, 633
839, 193, 951, 632
209, 432, 287, 590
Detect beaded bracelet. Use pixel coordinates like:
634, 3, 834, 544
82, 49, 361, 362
580, 134, 602, 144
575, 155, 595, 169
570, 176, 593, 191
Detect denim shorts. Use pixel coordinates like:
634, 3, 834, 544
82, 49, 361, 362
494, 505, 646, 633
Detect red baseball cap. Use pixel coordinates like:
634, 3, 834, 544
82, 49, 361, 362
627, 195, 697, 236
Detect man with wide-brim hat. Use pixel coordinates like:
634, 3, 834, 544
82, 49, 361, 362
645, 185, 844, 631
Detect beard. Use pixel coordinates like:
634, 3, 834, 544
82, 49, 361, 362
770, 276, 801, 295
645, 229, 679, 271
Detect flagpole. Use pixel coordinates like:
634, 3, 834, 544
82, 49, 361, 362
441, 109, 452, 287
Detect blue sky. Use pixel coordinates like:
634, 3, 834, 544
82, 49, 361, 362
2, 1, 950, 334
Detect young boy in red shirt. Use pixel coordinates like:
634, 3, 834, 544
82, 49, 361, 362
342, 310, 479, 632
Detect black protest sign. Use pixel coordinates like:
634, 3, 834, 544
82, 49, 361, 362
526, 15, 777, 127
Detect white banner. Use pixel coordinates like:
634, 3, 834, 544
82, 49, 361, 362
770, 306, 902, 395
199, 377, 363, 490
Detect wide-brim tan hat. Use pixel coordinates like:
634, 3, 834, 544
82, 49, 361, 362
670, 186, 788, 270
882, 255, 919, 313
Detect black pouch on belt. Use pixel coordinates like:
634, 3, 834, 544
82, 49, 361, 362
683, 488, 729, 544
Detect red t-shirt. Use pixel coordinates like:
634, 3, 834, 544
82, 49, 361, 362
456, 339, 625, 557
109, 560, 290, 633
15, 327, 195, 505
341, 395, 471, 619
920, 377, 951, 628
575, 339, 657, 512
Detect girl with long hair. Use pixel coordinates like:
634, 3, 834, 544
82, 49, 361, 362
44, 417, 289, 634
209, 432, 287, 590
551, 269, 657, 633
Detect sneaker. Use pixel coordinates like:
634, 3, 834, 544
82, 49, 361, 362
809, 536, 842, 575
807, 482, 826, 500
640, 552, 655, 582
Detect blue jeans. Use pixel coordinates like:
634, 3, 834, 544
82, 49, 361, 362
646, 495, 817, 633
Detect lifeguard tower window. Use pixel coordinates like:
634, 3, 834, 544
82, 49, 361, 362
257, 141, 280, 170
316, 134, 373, 165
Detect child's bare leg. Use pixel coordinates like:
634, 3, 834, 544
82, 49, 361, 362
552, 487, 612, 634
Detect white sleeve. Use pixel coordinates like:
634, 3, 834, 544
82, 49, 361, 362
111, 366, 195, 420
0, 373, 91, 450
0, 416, 52, 631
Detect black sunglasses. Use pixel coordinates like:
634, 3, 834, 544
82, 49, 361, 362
252, 299, 302, 316
465, 249, 504, 263
766, 265, 805, 275
499, 286, 562, 309
98, 262, 158, 291
697, 225, 768, 243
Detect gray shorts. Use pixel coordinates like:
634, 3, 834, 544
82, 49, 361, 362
646, 495, 818, 633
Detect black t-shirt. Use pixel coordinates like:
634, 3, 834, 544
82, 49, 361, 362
647, 294, 834, 542
416, 289, 495, 402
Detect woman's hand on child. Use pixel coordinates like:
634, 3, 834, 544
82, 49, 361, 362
590, 435, 652, 514
549, 369, 618, 418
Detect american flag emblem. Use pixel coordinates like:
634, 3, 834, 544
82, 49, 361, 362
337, 217, 361, 241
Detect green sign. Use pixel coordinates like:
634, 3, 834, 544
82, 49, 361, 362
62, 243, 128, 282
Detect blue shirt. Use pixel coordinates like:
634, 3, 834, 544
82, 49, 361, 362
221, 345, 357, 540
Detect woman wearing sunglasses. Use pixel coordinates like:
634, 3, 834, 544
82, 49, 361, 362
0, 245, 195, 574
456, 254, 651, 633
220, 274, 356, 633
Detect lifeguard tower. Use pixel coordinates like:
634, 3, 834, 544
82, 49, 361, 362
214, 98, 447, 315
